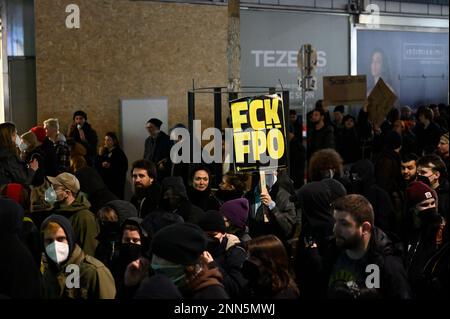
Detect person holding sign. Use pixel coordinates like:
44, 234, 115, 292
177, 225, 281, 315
245, 171, 297, 248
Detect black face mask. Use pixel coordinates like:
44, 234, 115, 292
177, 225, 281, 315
417, 175, 432, 186
99, 222, 120, 242
206, 237, 225, 257
418, 208, 440, 225
417, 208, 442, 243
119, 243, 142, 267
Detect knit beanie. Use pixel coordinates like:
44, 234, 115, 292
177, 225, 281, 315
406, 181, 437, 208
198, 210, 227, 233
151, 223, 207, 265
220, 198, 249, 229
31, 126, 47, 143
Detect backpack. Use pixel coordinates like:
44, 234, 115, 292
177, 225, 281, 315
30, 177, 54, 212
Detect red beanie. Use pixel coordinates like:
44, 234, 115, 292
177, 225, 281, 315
31, 126, 46, 143
4, 183, 24, 204
406, 181, 437, 207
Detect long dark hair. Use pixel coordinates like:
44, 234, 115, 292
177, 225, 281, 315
105, 132, 120, 148
0, 122, 18, 153
246, 235, 299, 295
369, 48, 392, 89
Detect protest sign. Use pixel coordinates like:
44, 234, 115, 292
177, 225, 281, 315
323, 75, 367, 105
230, 94, 287, 173
367, 78, 398, 127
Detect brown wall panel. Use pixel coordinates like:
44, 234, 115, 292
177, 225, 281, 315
35, 0, 227, 145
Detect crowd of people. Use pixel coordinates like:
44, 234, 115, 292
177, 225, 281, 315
0, 101, 448, 299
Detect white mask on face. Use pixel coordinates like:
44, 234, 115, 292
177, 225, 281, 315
15, 135, 21, 147
19, 142, 28, 152
45, 241, 69, 264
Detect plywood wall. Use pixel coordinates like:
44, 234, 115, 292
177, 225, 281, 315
35, 0, 228, 145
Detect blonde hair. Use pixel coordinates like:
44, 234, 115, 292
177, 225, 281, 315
43, 118, 60, 131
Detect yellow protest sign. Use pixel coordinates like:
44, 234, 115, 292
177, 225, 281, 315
230, 94, 287, 172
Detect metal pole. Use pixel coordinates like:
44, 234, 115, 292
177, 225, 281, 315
300, 46, 308, 184
282, 90, 290, 177
188, 91, 195, 164
214, 87, 222, 186
227, 0, 241, 93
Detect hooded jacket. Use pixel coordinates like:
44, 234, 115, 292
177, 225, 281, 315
108, 200, 139, 225
111, 217, 148, 299
95, 200, 138, 267
52, 193, 99, 256
296, 179, 346, 246
0, 198, 42, 298
41, 215, 116, 299
160, 177, 205, 224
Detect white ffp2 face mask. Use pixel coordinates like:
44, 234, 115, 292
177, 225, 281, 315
15, 135, 21, 147
45, 241, 69, 264
19, 142, 28, 152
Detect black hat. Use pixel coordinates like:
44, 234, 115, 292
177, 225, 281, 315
142, 210, 184, 238
384, 130, 402, 150
41, 214, 75, 255
151, 223, 207, 265
198, 210, 226, 233
73, 110, 87, 121
334, 105, 345, 113
147, 118, 162, 128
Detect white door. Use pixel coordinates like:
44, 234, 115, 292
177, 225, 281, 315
120, 97, 168, 200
